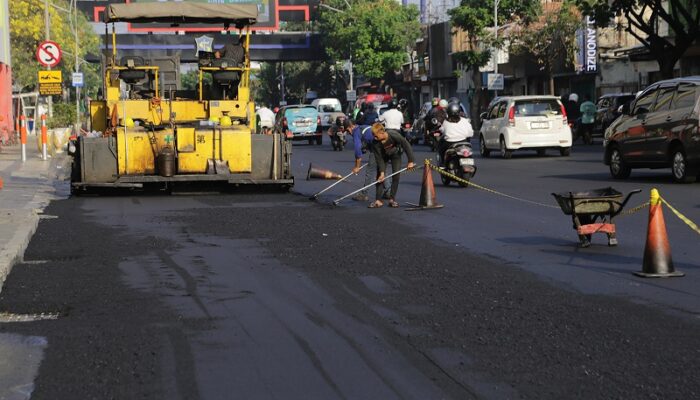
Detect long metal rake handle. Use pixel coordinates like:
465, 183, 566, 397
333, 166, 411, 205
310, 163, 367, 200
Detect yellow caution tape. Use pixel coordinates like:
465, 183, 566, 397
661, 197, 700, 235
617, 201, 649, 217
426, 161, 559, 209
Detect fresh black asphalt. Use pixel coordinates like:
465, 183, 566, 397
0, 191, 698, 399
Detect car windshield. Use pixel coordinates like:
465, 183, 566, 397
513, 100, 562, 117
320, 103, 341, 112
616, 95, 635, 106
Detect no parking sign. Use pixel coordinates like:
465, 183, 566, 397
36, 41, 62, 68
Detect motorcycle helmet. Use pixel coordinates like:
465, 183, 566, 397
438, 99, 448, 108
446, 102, 461, 119
273, 107, 279, 113
568, 93, 579, 103
398, 98, 408, 111
335, 116, 345, 127
432, 97, 439, 106
388, 98, 398, 109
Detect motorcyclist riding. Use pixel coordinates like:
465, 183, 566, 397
424, 99, 448, 150
379, 99, 404, 135
328, 115, 347, 151
363, 102, 380, 125
438, 102, 474, 165
425, 99, 448, 130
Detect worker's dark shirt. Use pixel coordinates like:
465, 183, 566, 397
223, 43, 245, 66
371, 130, 415, 171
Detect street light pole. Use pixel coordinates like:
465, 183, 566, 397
44, 0, 53, 117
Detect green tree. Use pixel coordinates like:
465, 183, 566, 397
317, 0, 421, 80
10, 0, 101, 93
449, 0, 539, 127
575, 0, 699, 79
253, 61, 338, 106
510, 2, 581, 95
181, 69, 211, 91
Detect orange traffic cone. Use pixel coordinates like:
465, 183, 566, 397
0, 177, 3, 190
407, 160, 443, 211
307, 164, 343, 180
634, 188, 684, 278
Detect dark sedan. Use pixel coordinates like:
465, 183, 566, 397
594, 93, 636, 136
603, 77, 700, 183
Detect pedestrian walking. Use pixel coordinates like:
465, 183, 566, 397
579, 94, 596, 144
344, 119, 389, 201
368, 123, 416, 208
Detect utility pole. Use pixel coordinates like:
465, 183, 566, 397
73, 0, 80, 132
280, 62, 285, 104
493, 0, 499, 97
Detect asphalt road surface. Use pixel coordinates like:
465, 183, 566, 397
0, 137, 698, 399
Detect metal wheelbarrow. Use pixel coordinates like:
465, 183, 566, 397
552, 187, 641, 248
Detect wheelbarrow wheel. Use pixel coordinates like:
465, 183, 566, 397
578, 234, 592, 248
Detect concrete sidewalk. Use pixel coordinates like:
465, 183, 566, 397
0, 141, 70, 291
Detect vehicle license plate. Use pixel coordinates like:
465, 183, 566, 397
459, 158, 474, 166
295, 121, 310, 127
530, 122, 549, 129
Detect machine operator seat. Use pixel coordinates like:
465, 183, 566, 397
210, 58, 241, 84
119, 56, 147, 84
208, 58, 241, 100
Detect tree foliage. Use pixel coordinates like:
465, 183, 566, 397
449, 0, 539, 125
253, 61, 338, 106
317, 0, 421, 79
510, 2, 581, 94
575, 0, 700, 78
9, 0, 101, 93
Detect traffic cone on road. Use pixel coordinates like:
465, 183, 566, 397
407, 160, 443, 211
307, 164, 343, 180
634, 188, 684, 278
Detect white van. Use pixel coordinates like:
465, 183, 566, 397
479, 96, 572, 158
311, 98, 345, 132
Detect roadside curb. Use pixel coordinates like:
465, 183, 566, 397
0, 148, 70, 293
0, 209, 39, 289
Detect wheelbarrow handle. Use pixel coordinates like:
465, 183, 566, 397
612, 189, 642, 217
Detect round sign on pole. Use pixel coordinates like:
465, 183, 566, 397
36, 41, 62, 68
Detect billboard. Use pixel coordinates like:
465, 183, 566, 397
79, 0, 315, 32
576, 16, 597, 74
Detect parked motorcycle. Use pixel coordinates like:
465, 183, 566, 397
439, 140, 476, 187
